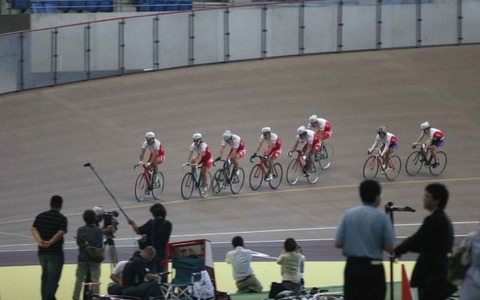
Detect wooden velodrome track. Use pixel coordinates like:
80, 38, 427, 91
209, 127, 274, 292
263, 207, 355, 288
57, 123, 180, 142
0, 45, 479, 295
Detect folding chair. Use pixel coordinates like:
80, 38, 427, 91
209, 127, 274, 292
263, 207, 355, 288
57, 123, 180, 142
161, 257, 205, 300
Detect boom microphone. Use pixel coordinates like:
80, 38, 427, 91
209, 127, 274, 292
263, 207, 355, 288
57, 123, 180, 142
83, 162, 92, 167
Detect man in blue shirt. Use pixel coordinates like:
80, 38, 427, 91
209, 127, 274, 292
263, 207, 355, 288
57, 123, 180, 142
335, 180, 395, 300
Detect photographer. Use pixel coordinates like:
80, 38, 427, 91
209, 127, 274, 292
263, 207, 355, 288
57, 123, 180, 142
128, 203, 172, 274
93, 206, 117, 237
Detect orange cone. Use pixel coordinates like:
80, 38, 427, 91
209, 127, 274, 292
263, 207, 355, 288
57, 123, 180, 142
401, 264, 414, 300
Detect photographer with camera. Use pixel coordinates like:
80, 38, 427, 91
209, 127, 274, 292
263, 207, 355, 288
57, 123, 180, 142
128, 203, 172, 275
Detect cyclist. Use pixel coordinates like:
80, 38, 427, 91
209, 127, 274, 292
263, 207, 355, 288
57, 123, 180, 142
138, 131, 165, 184
216, 130, 245, 177
308, 114, 332, 144
289, 126, 320, 176
251, 127, 282, 181
186, 133, 213, 192
368, 125, 398, 173
412, 121, 445, 168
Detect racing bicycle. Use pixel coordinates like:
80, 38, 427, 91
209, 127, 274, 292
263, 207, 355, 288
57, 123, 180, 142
212, 158, 245, 195
362, 149, 401, 181
134, 164, 165, 201
248, 153, 283, 190
286, 150, 319, 185
180, 164, 212, 200
405, 142, 447, 176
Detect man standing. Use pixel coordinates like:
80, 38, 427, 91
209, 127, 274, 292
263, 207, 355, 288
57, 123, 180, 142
225, 236, 263, 293
31, 195, 68, 300
122, 246, 162, 299
334, 180, 395, 300
395, 183, 456, 300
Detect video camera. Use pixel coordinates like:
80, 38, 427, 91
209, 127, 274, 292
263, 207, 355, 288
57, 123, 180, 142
385, 202, 416, 213
103, 211, 119, 237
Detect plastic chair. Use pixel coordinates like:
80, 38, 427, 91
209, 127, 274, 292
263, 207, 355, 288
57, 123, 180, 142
161, 257, 205, 300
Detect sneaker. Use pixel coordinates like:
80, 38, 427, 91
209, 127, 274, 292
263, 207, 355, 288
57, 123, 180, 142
431, 162, 438, 168
264, 173, 270, 180
381, 164, 386, 170
386, 167, 394, 172
380, 170, 385, 175
266, 174, 273, 181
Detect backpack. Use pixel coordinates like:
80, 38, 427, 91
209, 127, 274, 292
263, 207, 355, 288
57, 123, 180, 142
447, 232, 477, 285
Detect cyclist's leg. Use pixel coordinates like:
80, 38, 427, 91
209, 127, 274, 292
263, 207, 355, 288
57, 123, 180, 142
153, 154, 164, 181
233, 147, 245, 174
201, 163, 211, 188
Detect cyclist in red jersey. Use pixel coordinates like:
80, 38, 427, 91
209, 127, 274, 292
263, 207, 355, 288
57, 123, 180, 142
289, 126, 320, 175
187, 133, 213, 192
413, 121, 445, 168
251, 127, 282, 181
216, 130, 245, 176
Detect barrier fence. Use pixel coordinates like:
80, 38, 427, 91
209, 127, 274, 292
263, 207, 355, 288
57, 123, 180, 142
0, 0, 479, 94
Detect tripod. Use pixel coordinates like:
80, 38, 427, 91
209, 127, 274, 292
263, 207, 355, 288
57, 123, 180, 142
385, 202, 415, 300
104, 235, 119, 271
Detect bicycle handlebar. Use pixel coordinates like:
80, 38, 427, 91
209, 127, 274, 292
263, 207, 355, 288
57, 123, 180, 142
181, 163, 200, 171
249, 153, 268, 163
213, 158, 230, 167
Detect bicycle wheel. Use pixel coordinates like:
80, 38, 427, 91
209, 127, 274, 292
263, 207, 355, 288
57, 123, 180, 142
134, 173, 148, 202
268, 163, 283, 189
286, 159, 300, 185
318, 143, 334, 170
212, 169, 226, 195
363, 156, 379, 180
385, 155, 402, 181
230, 168, 245, 194
405, 151, 423, 176
306, 163, 319, 184
198, 171, 213, 198
249, 164, 264, 191
151, 171, 164, 200
181, 172, 195, 200
429, 151, 447, 176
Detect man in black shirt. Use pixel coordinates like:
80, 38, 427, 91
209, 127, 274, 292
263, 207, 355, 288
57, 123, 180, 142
31, 195, 68, 300
122, 246, 162, 299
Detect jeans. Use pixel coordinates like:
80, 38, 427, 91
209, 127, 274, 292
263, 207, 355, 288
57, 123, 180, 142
72, 261, 101, 300
38, 253, 64, 300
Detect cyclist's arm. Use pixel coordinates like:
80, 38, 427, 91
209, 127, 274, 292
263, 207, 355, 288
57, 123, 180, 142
218, 144, 226, 158
187, 149, 194, 164
139, 148, 146, 162
193, 151, 204, 165
254, 141, 263, 155
304, 143, 313, 157
148, 149, 158, 164
413, 132, 425, 144
291, 140, 300, 152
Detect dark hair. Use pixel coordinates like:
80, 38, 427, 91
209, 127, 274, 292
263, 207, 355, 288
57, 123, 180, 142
359, 180, 381, 204
425, 183, 449, 209
83, 209, 97, 225
232, 236, 244, 248
150, 203, 166, 219
50, 195, 63, 209
284, 237, 297, 252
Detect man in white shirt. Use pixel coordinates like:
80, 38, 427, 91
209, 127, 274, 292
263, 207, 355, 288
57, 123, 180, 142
225, 236, 263, 293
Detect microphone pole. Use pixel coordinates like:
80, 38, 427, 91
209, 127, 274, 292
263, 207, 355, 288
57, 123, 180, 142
83, 162, 129, 220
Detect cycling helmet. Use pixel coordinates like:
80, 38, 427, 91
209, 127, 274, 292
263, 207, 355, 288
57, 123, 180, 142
261, 127, 271, 134
93, 206, 105, 217
145, 131, 155, 139
309, 114, 318, 124
297, 126, 307, 135
377, 125, 387, 134
222, 130, 233, 141
420, 121, 430, 130
192, 133, 202, 140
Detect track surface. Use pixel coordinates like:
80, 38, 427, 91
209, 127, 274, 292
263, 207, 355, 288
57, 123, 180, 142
1, 45, 479, 266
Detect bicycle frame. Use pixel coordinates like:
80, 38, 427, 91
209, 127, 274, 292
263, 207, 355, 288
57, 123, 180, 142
212, 158, 245, 194
286, 150, 318, 185
363, 149, 401, 181
134, 164, 164, 201
181, 164, 210, 199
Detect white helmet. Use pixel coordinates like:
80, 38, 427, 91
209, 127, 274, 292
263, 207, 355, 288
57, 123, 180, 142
261, 127, 271, 134
145, 131, 155, 139
192, 133, 202, 140
222, 130, 232, 141
93, 206, 105, 217
420, 121, 430, 130
309, 114, 318, 124
377, 125, 386, 134
297, 126, 307, 135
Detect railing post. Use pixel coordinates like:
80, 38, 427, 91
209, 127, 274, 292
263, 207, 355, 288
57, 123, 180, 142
84, 23, 91, 79
224, 8, 230, 62
376, 0, 383, 50
51, 28, 58, 85
416, 0, 422, 47
18, 32, 25, 91
261, 5, 267, 59
118, 19, 125, 75
153, 16, 160, 70
457, 0, 463, 45
337, 0, 344, 52
299, 1, 305, 55
189, 11, 195, 66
